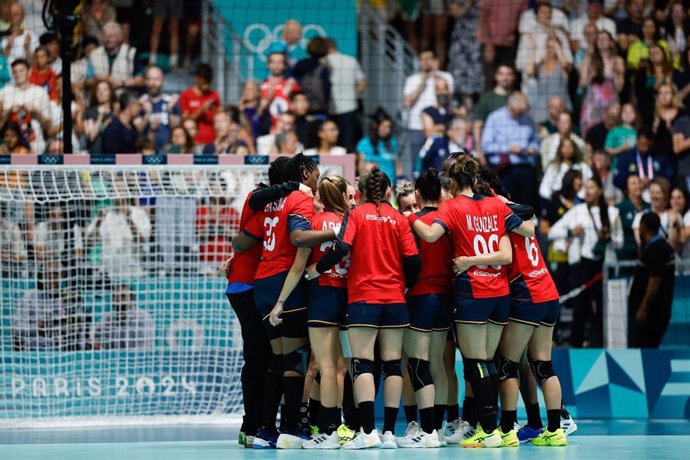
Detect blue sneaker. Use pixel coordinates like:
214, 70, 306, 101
253, 427, 278, 449
517, 425, 543, 444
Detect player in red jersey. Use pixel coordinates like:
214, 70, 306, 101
306, 167, 421, 450
300, 176, 352, 449
407, 155, 534, 448
232, 154, 336, 449
396, 169, 453, 448
260, 52, 301, 130
473, 169, 569, 447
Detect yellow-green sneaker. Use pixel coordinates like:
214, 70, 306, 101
311, 425, 320, 437
238, 431, 247, 446
499, 428, 519, 447
532, 428, 568, 447
336, 424, 355, 445
460, 425, 502, 448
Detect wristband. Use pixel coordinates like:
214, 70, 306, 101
408, 214, 420, 226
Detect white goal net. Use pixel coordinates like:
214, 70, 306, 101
0, 164, 284, 427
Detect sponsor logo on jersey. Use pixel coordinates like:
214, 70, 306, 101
365, 214, 397, 225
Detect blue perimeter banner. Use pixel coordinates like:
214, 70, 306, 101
215, 0, 358, 80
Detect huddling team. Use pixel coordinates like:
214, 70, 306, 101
221, 152, 577, 450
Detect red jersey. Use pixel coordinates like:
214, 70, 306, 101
340, 202, 418, 304
507, 233, 559, 303
260, 77, 300, 129
28, 68, 58, 101
435, 195, 523, 299
309, 211, 348, 289
226, 190, 262, 285
179, 87, 221, 145
407, 207, 453, 297
244, 190, 314, 280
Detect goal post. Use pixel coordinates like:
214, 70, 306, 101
0, 154, 354, 427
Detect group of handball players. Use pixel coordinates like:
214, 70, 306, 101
219, 151, 578, 450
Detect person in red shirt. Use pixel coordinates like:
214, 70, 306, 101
307, 167, 421, 450
28, 46, 58, 101
233, 154, 336, 449
407, 155, 534, 448
260, 52, 301, 130
395, 168, 453, 447
473, 169, 569, 447
179, 63, 221, 145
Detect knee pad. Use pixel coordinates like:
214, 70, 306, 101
462, 357, 489, 383
351, 358, 374, 381
528, 358, 556, 386
496, 354, 520, 381
269, 353, 284, 374
284, 345, 310, 375
486, 356, 497, 377
382, 359, 403, 380
406, 358, 433, 392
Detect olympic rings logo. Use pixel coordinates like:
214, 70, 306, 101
242, 23, 327, 62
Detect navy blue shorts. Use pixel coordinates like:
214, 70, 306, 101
254, 272, 308, 339
308, 282, 347, 328
509, 299, 560, 327
453, 295, 511, 326
346, 302, 409, 329
407, 293, 454, 332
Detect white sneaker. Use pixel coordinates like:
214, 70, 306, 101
561, 415, 578, 436
342, 429, 382, 450
245, 435, 255, 448
446, 420, 474, 443
444, 418, 460, 437
403, 421, 420, 438
438, 430, 447, 447
380, 430, 397, 449
397, 430, 441, 448
302, 432, 340, 449
276, 433, 307, 449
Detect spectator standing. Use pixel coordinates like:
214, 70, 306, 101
652, 82, 683, 173
81, 0, 117, 45
304, 120, 346, 156
669, 186, 690, 256
403, 49, 454, 177
201, 109, 249, 155
673, 47, 690, 112
627, 17, 670, 70
540, 110, 587, 170
421, 76, 453, 139
1, 2, 39, 66
356, 109, 402, 183
76, 80, 116, 154
149, 0, 182, 68
476, 0, 528, 84
662, 1, 690, 68
613, 130, 674, 192
605, 102, 639, 157
289, 91, 320, 149
139, 66, 180, 154
93, 284, 155, 350
447, 0, 483, 109
586, 102, 620, 152
628, 212, 675, 347
259, 52, 301, 130
579, 50, 619, 137
616, 0, 644, 52
635, 44, 675, 129
540, 137, 594, 200
325, 38, 366, 152
28, 46, 57, 101
38, 32, 61, 74
570, 0, 617, 52
617, 175, 650, 261
179, 63, 221, 145
85, 22, 144, 94
267, 19, 307, 72
110, 0, 134, 43
480, 92, 540, 206
419, 117, 474, 172
183, 0, 202, 69
100, 92, 142, 154
292, 37, 331, 117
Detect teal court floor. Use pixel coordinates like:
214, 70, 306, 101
1, 421, 690, 460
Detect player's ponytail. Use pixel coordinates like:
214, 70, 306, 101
318, 175, 349, 217
268, 156, 291, 185
448, 155, 479, 192
286, 152, 318, 183
365, 166, 391, 215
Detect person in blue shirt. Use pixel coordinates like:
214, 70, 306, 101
139, 66, 180, 154
265, 19, 308, 75
481, 91, 540, 206
419, 117, 474, 172
356, 109, 402, 183
613, 130, 675, 192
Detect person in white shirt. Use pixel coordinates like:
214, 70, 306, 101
539, 137, 593, 200
403, 49, 454, 177
540, 111, 587, 170
548, 175, 622, 347
325, 38, 366, 152
304, 119, 347, 156
256, 111, 304, 155
93, 284, 155, 351
1, 2, 39, 67
570, 0, 617, 51
519, 1, 570, 34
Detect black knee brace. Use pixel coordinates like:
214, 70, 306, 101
486, 356, 497, 377
284, 345, 310, 375
351, 358, 375, 381
496, 354, 520, 381
269, 353, 284, 374
528, 357, 556, 385
462, 357, 490, 383
407, 358, 433, 392
382, 359, 403, 380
